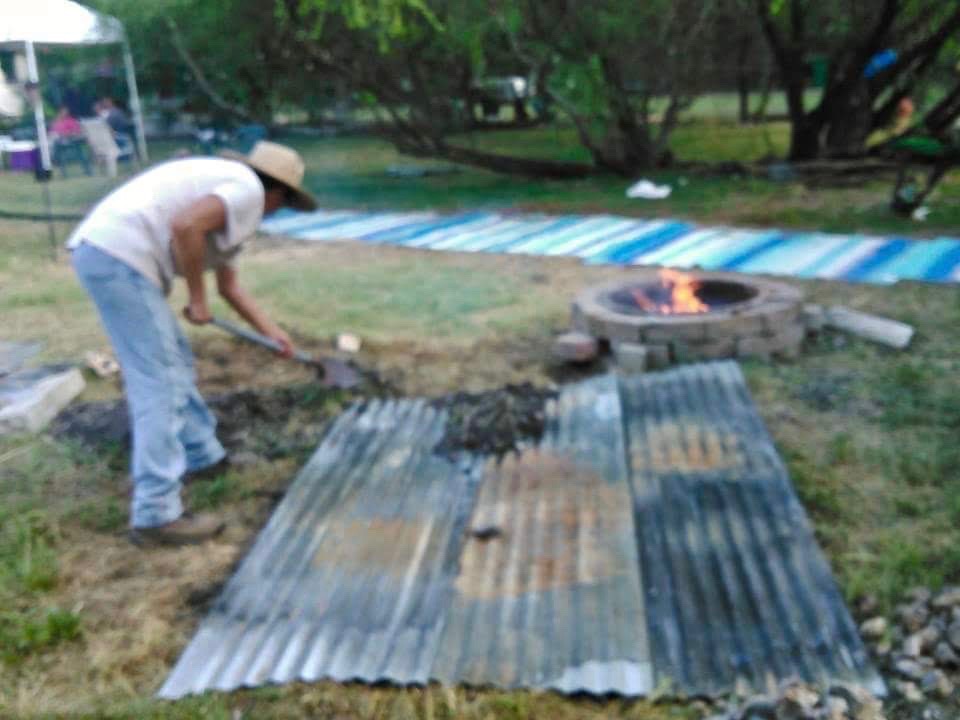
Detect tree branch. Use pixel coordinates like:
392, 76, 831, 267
869, 6, 960, 90
165, 17, 262, 125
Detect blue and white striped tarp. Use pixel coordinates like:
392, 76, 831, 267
261, 209, 960, 284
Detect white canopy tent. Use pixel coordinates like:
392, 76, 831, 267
0, 0, 148, 173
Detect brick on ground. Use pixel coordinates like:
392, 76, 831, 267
553, 331, 599, 363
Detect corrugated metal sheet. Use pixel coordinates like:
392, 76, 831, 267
433, 375, 652, 695
160, 362, 882, 700
621, 362, 883, 697
160, 399, 484, 695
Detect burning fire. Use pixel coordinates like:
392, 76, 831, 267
631, 269, 708, 314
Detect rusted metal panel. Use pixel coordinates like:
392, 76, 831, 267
161, 363, 881, 700
159, 399, 483, 697
621, 361, 882, 697
434, 376, 653, 695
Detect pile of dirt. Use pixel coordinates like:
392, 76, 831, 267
53, 379, 557, 464
52, 384, 351, 463
432, 382, 557, 458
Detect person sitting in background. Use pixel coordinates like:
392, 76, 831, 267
50, 105, 91, 176
96, 97, 136, 158
51, 105, 83, 139
894, 96, 915, 135
97, 97, 133, 134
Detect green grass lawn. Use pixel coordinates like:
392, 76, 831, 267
2, 119, 960, 719
2, 119, 958, 240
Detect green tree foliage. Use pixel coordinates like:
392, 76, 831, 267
91, 0, 310, 124
753, 0, 960, 160
280, 0, 721, 175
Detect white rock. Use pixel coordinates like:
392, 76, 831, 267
859, 617, 888, 640
934, 641, 959, 667
895, 658, 926, 680
932, 586, 960, 610
902, 633, 923, 658
825, 696, 848, 720
894, 680, 924, 703
899, 601, 931, 633
919, 624, 942, 652
948, 619, 960, 651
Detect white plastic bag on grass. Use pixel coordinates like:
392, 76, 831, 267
626, 179, 672, 199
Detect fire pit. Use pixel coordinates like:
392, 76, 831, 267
570, 269, 805, 366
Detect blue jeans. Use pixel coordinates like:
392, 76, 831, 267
71, 243, 226, 528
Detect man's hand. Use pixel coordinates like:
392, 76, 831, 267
266, 327, 294, 359
183, 301, 212, 325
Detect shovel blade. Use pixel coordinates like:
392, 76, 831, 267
319, 358, 361, 389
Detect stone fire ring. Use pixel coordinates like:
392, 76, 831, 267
572, 269, 806, 363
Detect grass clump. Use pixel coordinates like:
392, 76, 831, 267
0, 608, 82, 667
0, 511, 82, 666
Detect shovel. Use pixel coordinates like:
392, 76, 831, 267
210, 317, 361, 389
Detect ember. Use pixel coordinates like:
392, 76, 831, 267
631, 269, 709, 314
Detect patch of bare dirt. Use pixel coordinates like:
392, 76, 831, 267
52, 382, 354, 462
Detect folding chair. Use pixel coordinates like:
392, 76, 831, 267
80, 118, 135, 178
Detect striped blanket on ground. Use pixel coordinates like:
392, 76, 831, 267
262, 209, 960, 284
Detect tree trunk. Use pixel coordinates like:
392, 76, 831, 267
824, 81, 873, 157
751, 72, 775, 123
736, 37, 751, 125
789, 117, 823, 161
438, 144, 593, 178
513, 97, 529, 124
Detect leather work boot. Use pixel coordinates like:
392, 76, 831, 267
182, 455, 231, 485
129, 512, 225, 547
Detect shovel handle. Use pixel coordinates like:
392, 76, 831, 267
210, 317, 314, 364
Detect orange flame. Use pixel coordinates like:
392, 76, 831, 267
631, 269, 708, 314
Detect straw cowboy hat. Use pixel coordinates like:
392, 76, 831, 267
222, 141, 317, 211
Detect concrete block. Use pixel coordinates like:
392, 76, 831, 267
760, 301, 802, 332
717, 312, 769, 338
553, 331, 599, 363
642, 320, 708, 343
612, 342, 648, 374
0, 367, 85, 434
770, 324, 806, 359
802, 303, 826, 332
604, 321, 643, 344
687, 336, 738, 360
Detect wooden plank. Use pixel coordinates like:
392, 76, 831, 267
825, 306, 914, 349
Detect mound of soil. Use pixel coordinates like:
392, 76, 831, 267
432, 382, 557, 458
52, 384, 351, 462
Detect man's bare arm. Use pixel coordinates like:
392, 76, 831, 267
170, 195, 226, 324
215, 264, 294, 357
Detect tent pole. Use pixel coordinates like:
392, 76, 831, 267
122, 38, 148, 162
24, 41, 53, 174
24, 40, 56, 258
